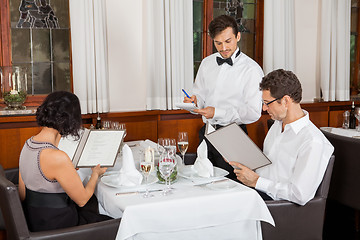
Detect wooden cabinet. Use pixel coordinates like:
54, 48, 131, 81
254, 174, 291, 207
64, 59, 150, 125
0, 101, 355, 170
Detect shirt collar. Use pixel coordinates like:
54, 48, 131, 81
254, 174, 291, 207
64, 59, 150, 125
284, 110, 310, 135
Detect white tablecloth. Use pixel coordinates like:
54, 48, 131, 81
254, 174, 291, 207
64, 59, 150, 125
320, 127, 360, 138
96, 176, 274, 240
78, 140, 274, 240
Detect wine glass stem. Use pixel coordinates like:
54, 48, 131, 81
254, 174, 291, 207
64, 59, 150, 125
182, 154, 185, 166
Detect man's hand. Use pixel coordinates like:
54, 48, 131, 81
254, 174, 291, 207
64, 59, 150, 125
229, 161, 259, 188
183, 95, 197, 105
193, 106, 215, 119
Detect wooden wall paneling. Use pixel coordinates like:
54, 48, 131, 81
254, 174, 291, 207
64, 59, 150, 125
247, 113, 271, 150
101, 114, 158, 142
0, 127, 40, 169
329, 110, 347, 127
158, 117, 204, 153
302, 104, 329, 128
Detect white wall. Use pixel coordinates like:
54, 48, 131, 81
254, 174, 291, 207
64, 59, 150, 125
104, 0, 323, 111
105, 0, 147, 112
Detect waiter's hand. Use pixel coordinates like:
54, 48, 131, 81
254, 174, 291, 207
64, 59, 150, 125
194, 107, 215, 119
184, 95, 197, 105
229, 161, 259, 188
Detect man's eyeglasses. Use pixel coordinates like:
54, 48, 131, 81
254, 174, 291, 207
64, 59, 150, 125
262, 98, 280, 106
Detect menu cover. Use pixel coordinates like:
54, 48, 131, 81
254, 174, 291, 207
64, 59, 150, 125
71, 129, 125, 168
205, 123, 271, 170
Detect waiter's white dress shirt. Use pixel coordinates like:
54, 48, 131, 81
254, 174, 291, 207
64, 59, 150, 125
191, 49, 263, 126
255, 111, 334, 205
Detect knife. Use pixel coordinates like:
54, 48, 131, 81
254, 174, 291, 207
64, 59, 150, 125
193, 178, 229, 187
116, 189, 163, 196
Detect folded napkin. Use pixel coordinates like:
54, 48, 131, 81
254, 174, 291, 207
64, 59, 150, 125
113, 144, 143, 186
139, 140, 158, 153
191, 140, 214, 178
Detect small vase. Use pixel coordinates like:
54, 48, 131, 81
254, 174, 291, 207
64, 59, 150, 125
1, 66, 28, 110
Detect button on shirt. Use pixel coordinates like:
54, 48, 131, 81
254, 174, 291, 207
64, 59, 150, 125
191, 49, 263, 126
255, 111, 334, 205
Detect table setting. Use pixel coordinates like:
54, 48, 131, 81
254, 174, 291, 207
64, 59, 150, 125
92, 137, 274, 240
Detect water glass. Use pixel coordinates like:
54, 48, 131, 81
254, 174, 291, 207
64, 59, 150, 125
159, 153, 176, 196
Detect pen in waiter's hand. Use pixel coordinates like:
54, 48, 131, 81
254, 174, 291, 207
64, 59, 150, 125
182, 89, 194, 104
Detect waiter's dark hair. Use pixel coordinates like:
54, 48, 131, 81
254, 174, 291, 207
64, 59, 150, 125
36, 91, 82, 138
259, 69, 302, 103
208, 15, 239, 39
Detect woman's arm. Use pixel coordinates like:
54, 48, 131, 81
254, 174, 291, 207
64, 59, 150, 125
18, 172, 26, 201
40, 149, 106, 207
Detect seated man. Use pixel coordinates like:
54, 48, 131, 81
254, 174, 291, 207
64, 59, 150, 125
230, 69, 334, 205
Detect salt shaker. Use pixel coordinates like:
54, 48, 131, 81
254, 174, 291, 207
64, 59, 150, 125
343, 111, 350, 129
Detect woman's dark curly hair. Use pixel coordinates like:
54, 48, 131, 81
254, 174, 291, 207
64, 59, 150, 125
36, 91, 82, 139
259, 69, 302, 103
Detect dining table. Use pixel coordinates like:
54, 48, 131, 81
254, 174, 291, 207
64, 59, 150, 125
78, 140, 275, 240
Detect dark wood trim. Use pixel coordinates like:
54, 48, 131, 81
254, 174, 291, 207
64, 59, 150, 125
255, 0, 264, 67
202, 0, 213, 58
354, 4, 360, 95
0, 0, 11, 67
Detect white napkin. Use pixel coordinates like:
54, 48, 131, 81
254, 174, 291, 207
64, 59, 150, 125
139, 139, 158, 151
114, 144, 143, 186
191, 140, 214, 177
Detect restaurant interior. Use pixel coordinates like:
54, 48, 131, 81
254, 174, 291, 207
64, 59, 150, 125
0, 0, 360, 239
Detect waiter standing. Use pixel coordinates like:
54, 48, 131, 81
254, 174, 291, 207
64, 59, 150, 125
184, 15, 263, 180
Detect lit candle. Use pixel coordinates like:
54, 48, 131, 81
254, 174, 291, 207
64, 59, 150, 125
12, 73, 15, 91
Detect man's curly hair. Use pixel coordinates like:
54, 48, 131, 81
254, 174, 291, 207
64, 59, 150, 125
36, 91, 82, 139
259, 69, 302, 103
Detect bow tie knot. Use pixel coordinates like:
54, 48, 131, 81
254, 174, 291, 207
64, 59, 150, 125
216, 57, 233, 66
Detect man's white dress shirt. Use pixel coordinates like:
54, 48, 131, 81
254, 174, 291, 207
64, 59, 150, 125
191, 49, 263, 126
255, 111, 334, 205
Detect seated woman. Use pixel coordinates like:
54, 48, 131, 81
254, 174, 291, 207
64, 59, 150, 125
19, 91, 112, 232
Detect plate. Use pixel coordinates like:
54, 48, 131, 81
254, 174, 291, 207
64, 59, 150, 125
178, 166, 229, 180
206, 180, 238, 191
101, 174, 158, 188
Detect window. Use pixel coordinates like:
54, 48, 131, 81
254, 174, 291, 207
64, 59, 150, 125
193, 0, 263, 78
351, 0, 360, 96
0, 0, 71, 106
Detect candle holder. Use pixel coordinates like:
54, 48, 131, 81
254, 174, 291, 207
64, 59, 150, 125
1, 66, 28, 110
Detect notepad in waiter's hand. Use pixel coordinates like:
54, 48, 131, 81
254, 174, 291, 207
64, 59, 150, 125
205, 123, 271, 170
175, 102, 199, 112
70, 129, 125, 168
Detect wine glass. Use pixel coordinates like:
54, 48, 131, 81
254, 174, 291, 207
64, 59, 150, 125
158, 152, 176, 196
119, 123, 127, 137
355, 107, 360, 131
157, 138, 166, 156
177, 132, 188, 166
140, 148, 155, 198
111, 121, 120, 129
102, 120, 111, 129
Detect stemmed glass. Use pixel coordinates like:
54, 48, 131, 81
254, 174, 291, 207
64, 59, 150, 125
140, 147, 155, 198
157, 138, 166, 156
102, 120, 111, 129
158, 151, 176, 196
355, 107, 360, 131
177, 132, 188, 166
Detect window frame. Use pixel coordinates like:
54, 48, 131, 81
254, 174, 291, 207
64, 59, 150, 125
201, 0, 264, 67
0, 0, 73, 107
351, 2, 360, 96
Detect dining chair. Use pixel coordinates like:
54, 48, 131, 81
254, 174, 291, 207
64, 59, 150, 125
261, 155, 335, 240
0, 164, 121, 240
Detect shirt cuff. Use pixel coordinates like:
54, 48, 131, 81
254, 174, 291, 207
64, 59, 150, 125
255, 177, 271, 193
213, 107, 226, 120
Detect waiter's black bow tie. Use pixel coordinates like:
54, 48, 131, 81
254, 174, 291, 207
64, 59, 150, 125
216, 57, 233, 66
